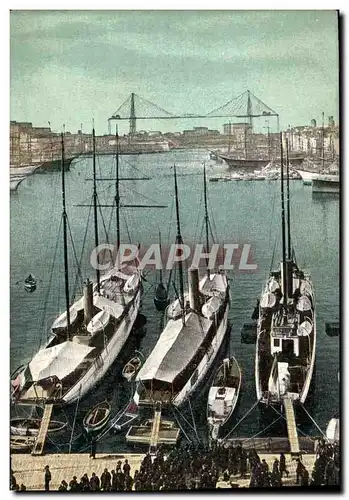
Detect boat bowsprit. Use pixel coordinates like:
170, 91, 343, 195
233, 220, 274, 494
83, 401, 111, 434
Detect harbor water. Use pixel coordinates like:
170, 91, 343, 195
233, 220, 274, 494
10, 149, 340, 452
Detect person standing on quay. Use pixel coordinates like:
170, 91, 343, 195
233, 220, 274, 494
44, 465, 51, 491
89, 438, 97, 459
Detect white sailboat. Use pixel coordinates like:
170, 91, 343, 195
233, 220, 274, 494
11, 129, 142, 406
133, 164, 230, 410
255, 134, 316, 407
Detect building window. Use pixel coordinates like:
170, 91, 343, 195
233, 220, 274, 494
274, 339, 280, 347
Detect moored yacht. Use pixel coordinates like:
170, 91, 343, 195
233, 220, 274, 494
11, 129, 142, 406
255, 134, 316, 407
133, 165, 230, 410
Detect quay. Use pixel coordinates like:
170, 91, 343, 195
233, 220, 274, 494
11, 451, 317, 490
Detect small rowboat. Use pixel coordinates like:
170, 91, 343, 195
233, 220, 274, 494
10, 435, 36, 453
24, 274, 36, 293
207, 357, 241, 440
10, 417, 67, 436
122, 355, 143, 382
112, 400, 139, 432
326, 412, 339, 442
154, 283, 170, 311
83, 401, 111, 434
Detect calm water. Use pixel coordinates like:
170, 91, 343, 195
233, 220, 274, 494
10, 149, 339, 451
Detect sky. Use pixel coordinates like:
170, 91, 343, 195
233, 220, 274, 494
10, 10, 339, 135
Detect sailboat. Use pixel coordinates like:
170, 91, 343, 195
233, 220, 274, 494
154, 231, 170, 311
312, 112, 339, 194
255, 133, 316, 407
133, 164, 230, 409
11, 128, 143, 406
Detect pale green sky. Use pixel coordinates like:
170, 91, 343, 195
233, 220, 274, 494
10, 10, 339, 135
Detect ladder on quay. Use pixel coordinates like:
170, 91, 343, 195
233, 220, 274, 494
32, 404, 53, 455
149, 403, 162, 455
283, 397, 300, 455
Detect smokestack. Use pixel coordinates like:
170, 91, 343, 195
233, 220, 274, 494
188, 267, 200, 312
84, 278, 94, 325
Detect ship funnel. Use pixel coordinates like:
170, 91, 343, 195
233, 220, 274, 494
188, 267, 200, 312
84, 278, 94, 325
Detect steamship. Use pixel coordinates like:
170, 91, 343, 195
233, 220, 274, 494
11, 129, 142, 406
255, 134, 316, 407
133, 165, 230, 409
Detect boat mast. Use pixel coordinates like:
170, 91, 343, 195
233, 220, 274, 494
174, 164, 185, 321
92, 125, 100, 293
115, 125, 121, 254
203, 163, 210, 273
322, 111, 325, 172
159, 230, 163, 284
61, 132, 71, 338
280, 132, 287, 312
285, 138, 291, 260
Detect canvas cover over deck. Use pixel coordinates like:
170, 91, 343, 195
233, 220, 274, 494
29, 341, 95, 382
136, 312, 212, 384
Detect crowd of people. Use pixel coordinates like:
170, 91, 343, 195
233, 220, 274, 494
10, 440, 340, 491
311, 439, 340, 486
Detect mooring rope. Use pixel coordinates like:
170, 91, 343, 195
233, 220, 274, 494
221, 399, 260, 442
172, 404, 200, 442
300, 403, 326, 438
269, 404, 311, 438
241, 416, 282, 444
188, 397, 200, 444
170, 406, 192, 445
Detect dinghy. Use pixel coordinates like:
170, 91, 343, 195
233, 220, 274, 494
10, 435, 36, 453
154, 282, 170, 311
112, 400, 139, 432
207, 357, 241, 440
83, 401, 111, 434
326, 412, 339, 442
122, 354, 143, 382
24, 274, 36, 293
10, 417, 67, 436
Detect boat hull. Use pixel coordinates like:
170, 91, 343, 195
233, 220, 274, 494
10, 418, 67, 436
255, 272, 316, 408
312, 177, 340, 194
63, 287, 142, 404
134, 300, 230, 411
206, 357, 241, 437
219, 156, 270, 170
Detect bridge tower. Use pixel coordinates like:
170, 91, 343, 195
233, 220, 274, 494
129, 92, 136, 136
